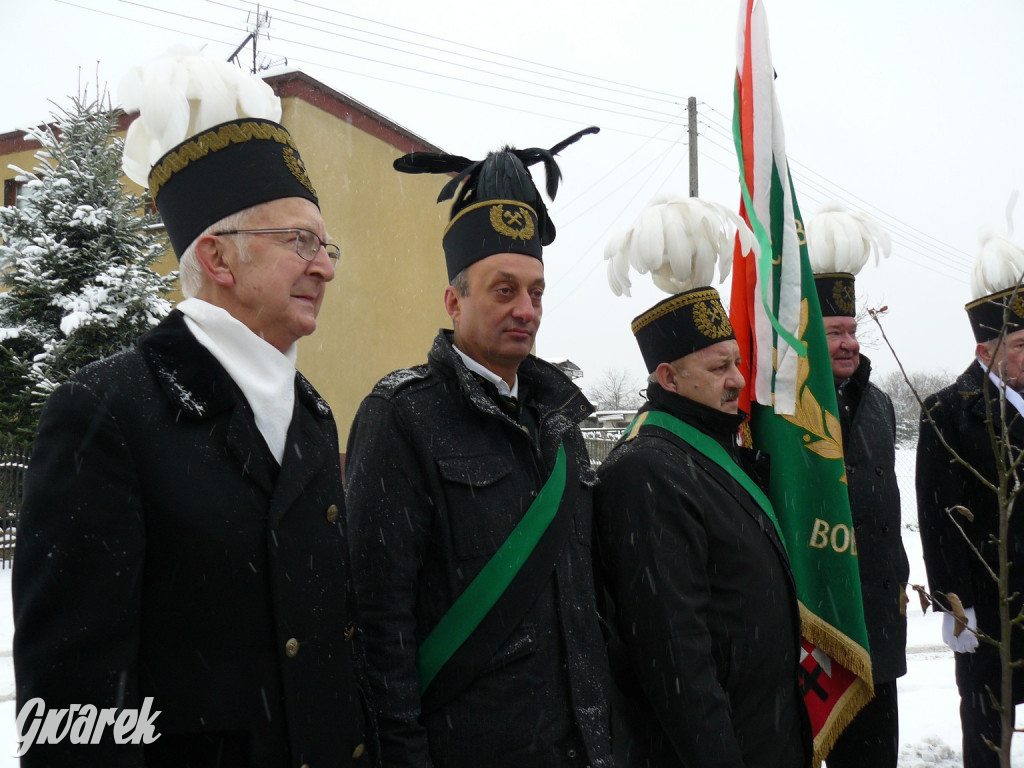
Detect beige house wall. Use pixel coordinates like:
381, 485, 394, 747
277, 88, 451, 445
0, 71, 451, 446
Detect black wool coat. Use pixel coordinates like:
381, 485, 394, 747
594, 385, 810, 768
13, 310, 373, 767
837, 356, 909, 684
916, 360, 1024, 701
345, 330, 612, 768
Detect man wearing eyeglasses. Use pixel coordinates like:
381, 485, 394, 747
12, 55, 373, 767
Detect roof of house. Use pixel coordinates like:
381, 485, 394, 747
0, 68, 444, 158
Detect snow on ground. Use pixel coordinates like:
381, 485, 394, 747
896, 529, 1024, 767
0, 533, 1019, 764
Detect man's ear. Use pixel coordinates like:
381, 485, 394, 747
976, 341, 993, 366
654, 361, 676, 393
194, 235, 235, 288
443, 285, 460, 325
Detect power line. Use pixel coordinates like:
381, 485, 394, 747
227, 0, 688, 109
126, 0, 690, 123
290, 0, 688, 104
56, 0, 968, 286
696, 111, 973, 278
699, 102, 973, 264
54, 0, 239, 44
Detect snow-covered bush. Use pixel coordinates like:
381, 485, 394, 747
0, 89, 175, 441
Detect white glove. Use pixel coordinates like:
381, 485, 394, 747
942, 606, 979, 653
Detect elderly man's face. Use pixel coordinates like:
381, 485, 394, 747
219, 197, 335, 352
978, 328, 1024, 393
661, 339, 745, 414
444, 252, 544, 386
824, 316, 861, 382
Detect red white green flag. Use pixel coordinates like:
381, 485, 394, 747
730, 1, 873, 763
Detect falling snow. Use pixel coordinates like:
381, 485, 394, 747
0, 530, 1015, 763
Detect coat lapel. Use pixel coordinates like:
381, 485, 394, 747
139, 310, 278, 495
964, 362, 1024, 447
693, 450, 791, 560
269, 373, 335, 525
225, 405, 278, 497
652, 427, 791, 564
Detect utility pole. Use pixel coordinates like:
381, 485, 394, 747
688, 96, 698, 197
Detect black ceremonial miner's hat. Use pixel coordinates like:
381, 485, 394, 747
813, 272, 857, 317
632, 287, 735, 373
148, 118, 320, 258
966, 286, 1024, 343
393, 127, 599, 281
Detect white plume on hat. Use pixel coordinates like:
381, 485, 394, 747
604, 194, 757, 297
970, 191, 1024, 300
805, 202, 890, 277
119, 47, 282, 188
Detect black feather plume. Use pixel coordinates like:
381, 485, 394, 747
392, 152, 473, 175
392, 127, 600, 245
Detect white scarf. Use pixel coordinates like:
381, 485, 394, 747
178, 298, 297, 464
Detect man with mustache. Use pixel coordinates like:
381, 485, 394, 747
806, 218, 909, 768
594, 285, 810, 768
344, 131, 611, 768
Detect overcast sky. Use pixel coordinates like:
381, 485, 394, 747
5, 0, 1023, 394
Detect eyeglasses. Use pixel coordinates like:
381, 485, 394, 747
214, 228, 341, 266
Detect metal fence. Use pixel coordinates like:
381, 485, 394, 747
0, 438, 29, 569
583, 429, 625, 466
894, 444, 918, 530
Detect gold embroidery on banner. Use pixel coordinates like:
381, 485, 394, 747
149, 122, 301, 199
692, 299, 733, 340
489, 204, 535, 241
794, 218, 807, 247
778, 299, 847, 482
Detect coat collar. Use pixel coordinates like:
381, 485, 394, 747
137, 310, 336, 508
138, 310, 237, 419
643, 381, 746, 451
427, 329, 593, 427
138, 310, 332, 423
956, 360, 1024, 444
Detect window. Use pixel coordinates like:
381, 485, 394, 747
3, 178, 34, 210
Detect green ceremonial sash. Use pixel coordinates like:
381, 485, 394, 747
628, 410, 785, 549
416, 442, 568, 694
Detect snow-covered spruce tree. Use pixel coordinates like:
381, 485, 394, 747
0, 91, 175, 442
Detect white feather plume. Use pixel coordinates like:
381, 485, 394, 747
604, 195, 757, 298
805, 202, 890, 276
970, 235, 1024, 300
119, 47, 282, 188
968, 191, 1024, 299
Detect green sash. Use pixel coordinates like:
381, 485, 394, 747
628, 410, 786, 549
417, 443, 568, 694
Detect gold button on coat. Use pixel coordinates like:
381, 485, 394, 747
326, 503, 339, 523
352, 743, 366, 759
285, 638, 300, 658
